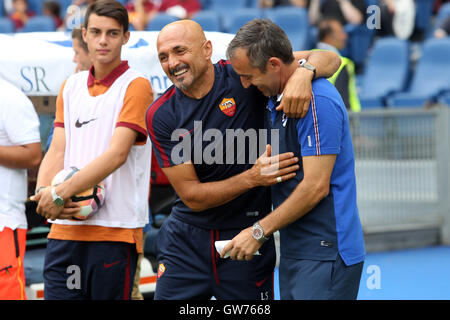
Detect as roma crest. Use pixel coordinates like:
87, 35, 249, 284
219, 98, 236, 117
157, 263, 166, 278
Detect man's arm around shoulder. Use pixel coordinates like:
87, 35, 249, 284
161, 145, 299, 212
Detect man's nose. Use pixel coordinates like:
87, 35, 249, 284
99, 32, 108, 45
168, 55, 179, 71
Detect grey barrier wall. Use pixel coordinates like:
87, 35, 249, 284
349, 106, 450, 249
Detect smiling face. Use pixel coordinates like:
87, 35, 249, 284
229, 47, 281, 97
82, 13, 129, 68
157, 20, 213, 95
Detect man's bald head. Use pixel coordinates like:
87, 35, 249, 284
158, 20, 207, 49
156, 19, 214, 98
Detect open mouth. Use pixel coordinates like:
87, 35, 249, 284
174, 69, 188, 76
171, 65, 189, 77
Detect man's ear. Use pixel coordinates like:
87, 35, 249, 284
204, 40, 213, 60
267, 57, 282, 71
82, 27, 87, 42
123, 30, 131, 45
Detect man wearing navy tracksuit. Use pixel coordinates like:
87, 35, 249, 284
225, 19, 365, 300
147, 60, 276, 299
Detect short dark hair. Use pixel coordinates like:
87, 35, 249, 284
71, 28, 89, 53
318, 17, 341, 42
43, 1, 61, 17
84, 0, 129, 33
226, 19, 295, 73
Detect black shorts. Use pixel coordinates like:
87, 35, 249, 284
43, 239, 138, 300
154, 214, 276, 300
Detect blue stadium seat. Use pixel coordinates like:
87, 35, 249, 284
264, 7, 310, 51
388, 38, 450, 108
309, 26, 318, 47
0, 17, 14, 33
20, 15, 56, 32
146, 13, 178, 31
415, 0, 434, 33
247, 0, 259, 7
342, 24, 375, 69
223, 8, 262, 34
191, 10, 222, 32
210, 0, 246, 12
38, 114, 55, 151
432, 3, 450, 35
0, 1, 4, 17
57, 0, 73, 16
27, 0, 44, 15
438, 92, 450, 106
199, 0, 212, 10
364, 0, 378, 6
359, 37, 410, 108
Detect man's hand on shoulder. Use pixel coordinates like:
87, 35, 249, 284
277, 66, 313, 118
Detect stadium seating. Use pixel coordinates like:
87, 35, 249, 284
198, 0, 211, 10
264, 7, 310, 51
0, 1, 4, 17
415, 0, 435, 34
0, 17, 14, 33
191, 10, 222, 32
343, 24, 375, 70
359, 37, 410, 108
38, 114, 55, 151
432, 3, 450, 35
57, 0, 73, 16
388, 38, 450, 108
247, 0, 259, 7
438, 92, 450, 106
224, 8, 261, 34
20, 15, 56, 32
27, 0, 44, 16
146, 13, 178, 31
210, 0, 247, 12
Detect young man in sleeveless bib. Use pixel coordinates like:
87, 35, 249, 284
32, 0, 153, 300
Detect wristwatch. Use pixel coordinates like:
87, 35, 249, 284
252, 221, 269, 243
298, 59, 317, 80
51, 187, 64, 206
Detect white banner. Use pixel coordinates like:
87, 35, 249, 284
0, 31, 234, 96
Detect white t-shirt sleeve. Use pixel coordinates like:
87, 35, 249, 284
2, 90, 41, 146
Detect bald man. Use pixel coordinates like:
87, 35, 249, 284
146, 20, 341, 300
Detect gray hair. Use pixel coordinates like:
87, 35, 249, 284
226, 19, 295, 73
